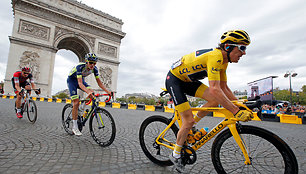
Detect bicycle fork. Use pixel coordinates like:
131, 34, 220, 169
94, 110, 105, 129
228, 123, 251, 165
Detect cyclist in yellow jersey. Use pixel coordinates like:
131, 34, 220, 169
166, 30, 253, 172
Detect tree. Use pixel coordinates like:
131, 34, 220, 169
53, 92, 69, 99
273, 89, 306, 105
302, 85, 306, 93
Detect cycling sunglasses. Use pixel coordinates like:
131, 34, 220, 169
88, 61, 97, 65
228, 44, 247, 52
23, 72, 30, 75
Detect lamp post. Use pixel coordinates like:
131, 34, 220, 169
284, 71, 297, 105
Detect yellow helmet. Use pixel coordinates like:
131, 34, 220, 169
220, 30, 250, 45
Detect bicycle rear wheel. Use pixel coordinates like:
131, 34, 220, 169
89, 108, 116, 147
139, 115, 179, 166
26, 99, 37, 123
211, 124, 298, 174
62, 104, 74, 135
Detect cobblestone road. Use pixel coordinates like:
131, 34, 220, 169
0, 98, 305, 173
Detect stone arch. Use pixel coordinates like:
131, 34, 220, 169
4, 0, 125, 96
54, 33, 92, 62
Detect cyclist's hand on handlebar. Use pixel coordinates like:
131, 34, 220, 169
107, 91, 113, 97
87, 92, 94, 99
18, 90, 24, 96
234, 110, 254, 122
34, 89, 41, 95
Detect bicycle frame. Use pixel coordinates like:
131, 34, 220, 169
155, 101, 253, 165
80, 94, 111, 127
79, 99, 98, 126
20, 89, 32, 112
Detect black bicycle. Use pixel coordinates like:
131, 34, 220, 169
62, 93, 116, 147
14, 88, 40, 123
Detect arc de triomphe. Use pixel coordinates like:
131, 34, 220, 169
4, 0, 125, 97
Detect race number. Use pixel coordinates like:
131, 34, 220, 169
171, 58, 182, 70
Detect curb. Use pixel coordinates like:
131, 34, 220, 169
1, 94, 304, 124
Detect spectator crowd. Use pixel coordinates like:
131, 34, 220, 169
262, 102, 305, 115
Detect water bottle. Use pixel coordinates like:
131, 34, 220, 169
194, 127, 209, 141
187, 130, 196, 144
82, 109, 89, 118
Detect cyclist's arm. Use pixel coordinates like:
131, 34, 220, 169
208, 80, 239, 114
30, 82, 36, 90
96, 78, 111, 95
77, 78, 92, 94
13, 74, 22, 93
220, 81, 237, 101
14, 82, 22, 93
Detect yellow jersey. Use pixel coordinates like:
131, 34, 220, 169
170, 48, 228, 82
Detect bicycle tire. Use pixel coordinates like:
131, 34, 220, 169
26, 99, 37, 123
89, 107, 116, 147
62, 104, 74, 135
139, 115, 179, 166
211, 124, 298, 174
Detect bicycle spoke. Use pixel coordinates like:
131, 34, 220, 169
212, 125, 298, 174
62, 104, 74, 135
26, 99, 37, 123
89, 108, 116, 147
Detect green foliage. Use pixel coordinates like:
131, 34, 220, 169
117, 96, 162, 105
116, 97, 127, 103
53, 92, 69, 99
302, 85, 306, 93
273, 89, 306, 105
115, 85, 306, 106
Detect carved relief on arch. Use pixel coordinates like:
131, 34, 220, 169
54, 26, 95, 50
19, 51, 40, 81
98, 42, 117, 58
18, 20, 50, 41
99, 66, 112, 89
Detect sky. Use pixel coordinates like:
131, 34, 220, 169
0, 0, 306, 97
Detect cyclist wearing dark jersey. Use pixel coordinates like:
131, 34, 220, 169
67, 53, 112, 136
11, 67, 40, 118
167, 30, 254, 172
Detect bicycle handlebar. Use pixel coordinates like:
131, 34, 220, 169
19, 88, 41, 96
85, 92, 113, 105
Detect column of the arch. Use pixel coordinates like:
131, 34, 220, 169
4, 41, 21, 95
41, 51, 57, 97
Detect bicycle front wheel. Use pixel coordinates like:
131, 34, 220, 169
211, 125, 298, 174
89, 108, 116, 147
139, 115, 179, 166
26, 99, 37, 123
62, 104, 74, 135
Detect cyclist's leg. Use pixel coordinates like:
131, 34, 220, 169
12, 79, 23, 117
67, 77, 82, 135
194, 85, 219, 122
166, 71, 194, 169
176, 108, 195, 145
72, 98, 80, 121
12, 80, 21, 108
24, 82, 31, 95
24, 81, 32, 95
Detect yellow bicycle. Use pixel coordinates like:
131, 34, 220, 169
139, 91, 298, 173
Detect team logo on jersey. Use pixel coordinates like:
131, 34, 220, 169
195, 48, 213, 57
211, 67, 221, 74
167, 75, 170, 80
